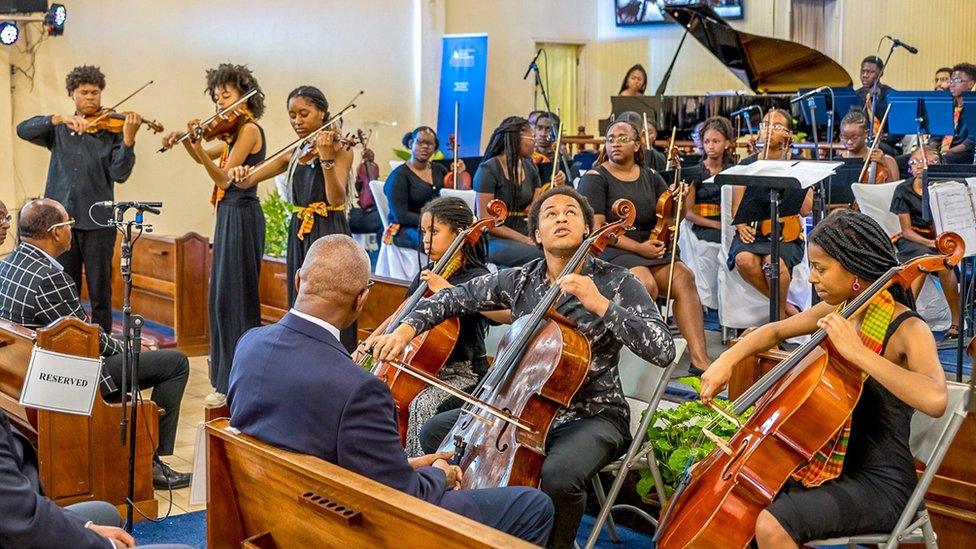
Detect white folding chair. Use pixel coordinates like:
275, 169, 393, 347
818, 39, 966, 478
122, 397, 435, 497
717, 185, 812, 331
583, 339, 689, 549
439, 188, 477, 214
852, 182, 951, 331
811, 381, 972, 548
677, 218, 720, 310
370, 179, 426, 281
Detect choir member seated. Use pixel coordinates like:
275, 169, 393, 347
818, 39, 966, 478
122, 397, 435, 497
930, 63, 975, 164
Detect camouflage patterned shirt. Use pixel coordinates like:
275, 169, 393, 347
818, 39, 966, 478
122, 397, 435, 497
401, 256, 675, 432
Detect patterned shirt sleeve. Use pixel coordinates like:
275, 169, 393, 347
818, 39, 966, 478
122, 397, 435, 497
401, 269, 518, 334
601, 270, 675, 368
34, 271, 122, 357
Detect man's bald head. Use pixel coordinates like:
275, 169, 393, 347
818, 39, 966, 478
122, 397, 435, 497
297, 234, 371, 304
19, 198, 67, 240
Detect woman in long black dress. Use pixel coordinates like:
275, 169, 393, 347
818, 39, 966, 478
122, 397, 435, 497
729, 108, 812, 319
701, 210, 948, 547
160, 63, 266, 404
383, 127, 447, 252
229, 85, 356, 349
578, 120, 713, 372
474, 116, 545, 268
889, 145, 961, 338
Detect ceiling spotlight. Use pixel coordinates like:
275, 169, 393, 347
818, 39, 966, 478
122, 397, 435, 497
44, 3, 66, 36
0, 21, 18, 46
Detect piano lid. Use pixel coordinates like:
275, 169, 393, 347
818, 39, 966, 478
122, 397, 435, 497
661, 1, 852, 94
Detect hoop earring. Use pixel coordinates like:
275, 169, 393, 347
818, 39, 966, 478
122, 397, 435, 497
852, 278, 861, 292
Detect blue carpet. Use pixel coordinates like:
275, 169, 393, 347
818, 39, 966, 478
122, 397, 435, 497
132, 511, 205, 548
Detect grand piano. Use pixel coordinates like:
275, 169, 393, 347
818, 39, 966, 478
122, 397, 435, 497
603, 0, 853, 139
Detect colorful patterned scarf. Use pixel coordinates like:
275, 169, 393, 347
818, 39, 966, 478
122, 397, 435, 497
791, 289, 895, 487
210, 143, 230, 207
292, 201, 345, 240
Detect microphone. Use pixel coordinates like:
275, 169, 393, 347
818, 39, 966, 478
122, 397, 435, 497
522, 49, 542, 80
729, 105, 760, 118
887, 36, 918, 54
95, 201, 163, 215
791, 86, 830, 104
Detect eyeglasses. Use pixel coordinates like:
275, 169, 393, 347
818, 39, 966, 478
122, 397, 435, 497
47, 218, 76, 232
908, 158, 939, 167
0, 214, 10, 225
605, 135, 635, 144
949, 77, 973, 85
759, 122, 789, 132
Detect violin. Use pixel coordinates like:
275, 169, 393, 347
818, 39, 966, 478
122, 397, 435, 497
84, 109, 164, 134
654, 232, 965, 548
759, 216, 802, 242
859, 104, 893, 184
366, 200, 508, 444
157, 88, 262, 152
443, 133, 472, 190
356, 129, 380, 206
295, 131, 364, 165
650, 129, 684, 247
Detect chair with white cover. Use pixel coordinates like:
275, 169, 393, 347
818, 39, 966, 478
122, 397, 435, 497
583, 338, 689, 548
852, 182, 951, 331
439, 188, 477, 214
810, 381, 972, 548
717, 185, 812, 330
370, 179, 426, 281
677, 218, 720, 310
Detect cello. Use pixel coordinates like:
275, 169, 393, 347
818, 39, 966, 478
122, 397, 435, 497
365, 199, 508, 444
654, 232, 965, 548
420, 199, 636, 489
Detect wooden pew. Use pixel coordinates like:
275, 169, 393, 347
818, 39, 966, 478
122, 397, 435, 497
105, 232, 210, 355
0, 317, 159, 518
731, 349, 976, 547
206, 418, 532, 548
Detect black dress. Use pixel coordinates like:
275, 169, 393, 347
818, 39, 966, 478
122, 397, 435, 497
210, 124, 266, 394
473, 157, 544, 268
767, 311, 919, 543
577, 164, 675, 268
889, 178, 936, 262
384, 163, 446, 251
686, 162, 725, 244
285, 157, 355, 349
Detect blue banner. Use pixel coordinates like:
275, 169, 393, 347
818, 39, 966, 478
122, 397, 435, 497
437, 34, 488, 158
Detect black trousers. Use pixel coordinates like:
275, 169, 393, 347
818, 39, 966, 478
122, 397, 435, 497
421, 409, 629, 549
102, 349, 189, 456
59, 227, 116, 333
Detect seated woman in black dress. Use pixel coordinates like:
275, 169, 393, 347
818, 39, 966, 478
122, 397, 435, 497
475, 116, 545, 268
701, 210, 948, 547
384, 127, 447, 251
730, 109, 812, 318
578, 120, 713, 372
686, 116, 734, 245
890, 145, 961, 338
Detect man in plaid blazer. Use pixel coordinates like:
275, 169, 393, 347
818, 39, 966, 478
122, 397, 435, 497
0, 198, 192, 489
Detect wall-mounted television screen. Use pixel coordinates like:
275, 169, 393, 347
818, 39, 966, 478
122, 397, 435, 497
615, 0, 744, 26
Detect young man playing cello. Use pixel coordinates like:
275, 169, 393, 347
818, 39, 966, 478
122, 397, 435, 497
699, 210, 947, 547
16, 65, 144, 333
370, 186, 676, 548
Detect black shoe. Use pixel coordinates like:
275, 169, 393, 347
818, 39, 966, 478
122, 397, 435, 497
153, 459, 192, 490
687, 364, 706, 377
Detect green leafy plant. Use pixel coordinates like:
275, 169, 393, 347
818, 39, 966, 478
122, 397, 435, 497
392, 148, 445, 161
261, 190, 292, 258
636, 376, 752, 501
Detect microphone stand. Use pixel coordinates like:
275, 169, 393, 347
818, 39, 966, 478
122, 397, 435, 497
528, 53, 572, 180
110, 204, 157, 532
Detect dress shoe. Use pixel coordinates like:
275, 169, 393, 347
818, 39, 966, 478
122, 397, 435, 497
153, 458, 192, 490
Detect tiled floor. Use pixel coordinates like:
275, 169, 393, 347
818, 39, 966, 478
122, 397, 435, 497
152, 354, 210, 516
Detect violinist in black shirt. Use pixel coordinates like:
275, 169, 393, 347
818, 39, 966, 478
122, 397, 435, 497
17, 65, 145, 333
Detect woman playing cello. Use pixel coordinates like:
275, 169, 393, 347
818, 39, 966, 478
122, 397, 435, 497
699, 210, 947, 547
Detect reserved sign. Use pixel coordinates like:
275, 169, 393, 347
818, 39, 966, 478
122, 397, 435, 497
19, 346, 102, 416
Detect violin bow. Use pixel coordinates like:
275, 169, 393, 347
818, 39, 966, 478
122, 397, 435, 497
453, 101, 460, 186
84, 80, 154, 127
663, 127, 684, 320
858, 103, 892, 182
158, 88, 261, 152
256, 90, 364, 170
551, 110, 564, 186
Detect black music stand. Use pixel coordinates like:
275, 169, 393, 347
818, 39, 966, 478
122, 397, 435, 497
824, 157, 866, 206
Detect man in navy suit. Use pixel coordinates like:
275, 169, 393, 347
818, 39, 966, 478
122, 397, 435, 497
228, 235, 553, 546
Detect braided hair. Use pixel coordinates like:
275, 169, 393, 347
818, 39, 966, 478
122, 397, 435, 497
841, 108, 868, 131
700, 116, 735, 168
205, 63, 265, 119
420, 197, 488, 270
483, 116, 532, 208
287, 85, 329, 121
809, 210, 915, 309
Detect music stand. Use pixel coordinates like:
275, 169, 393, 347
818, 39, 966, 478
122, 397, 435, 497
797, 87, 859, 138
715, 160, 840, 321
887, 91, 956, 222
823, 157, 866, 205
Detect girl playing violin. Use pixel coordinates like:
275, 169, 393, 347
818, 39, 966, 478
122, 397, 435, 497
356, 196, 505, 457
16, 65, 144, 334
729, 109, 813, 318
839, 109, 899, 183
889, 145, 961, 339
700, 210, 947, 548
160, 62, 266, 405
578, 120, 714, 374
226, 86, 356, 347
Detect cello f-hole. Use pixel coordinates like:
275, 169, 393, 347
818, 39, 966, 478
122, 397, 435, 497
494, 408, 513, 452
720, 435, 752, 481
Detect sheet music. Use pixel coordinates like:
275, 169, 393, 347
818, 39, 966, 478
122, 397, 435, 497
706, 160, 842, 188
930, 180, 976, 257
